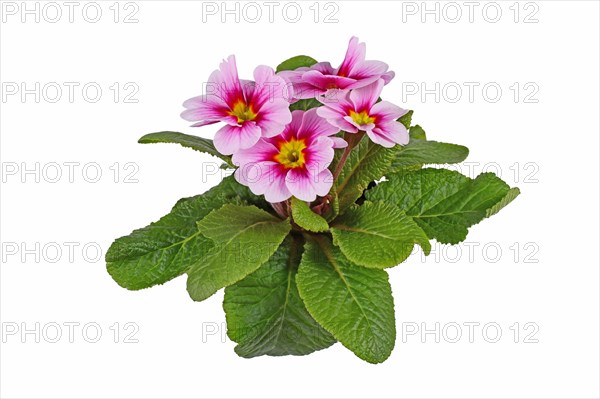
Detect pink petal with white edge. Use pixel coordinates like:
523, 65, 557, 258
214, 122, 262, 155
312, 168, 335, 197
316, 91, 354, 114
235, 161, 291, 203
182, 94, 227, 110
278, 69, 315, 100
330, 137, 348, 148
366, 130, 397, 148
289, 82, 321, 100
349, 79, 384, 111
302, 70, 357, 91
368, 122, 409, 148
218, 55, 244, 105
343, 115, 374, 133
235, 160, 274, 187
349, 60, 389, 80
191, 120, 219, 128
311, 62, 335, 75
305, 136, 335, 172
381, 70, 395, 84
336, 37, 366, 77
231, 139, 278, 166
239, 79, 256, 103
285, 169, 318, 202
181, 94, 228, 122
345, 75, 382, 90
262, 178, 293, 203
222, 115, 240, 126
371, 100, 407, 123
298, 108, 339, 142
257, 100, 293, 138
317, 107, 359, 133
202, 57, 244, 107
251, 65, 288, 109
285, 168, 334, 202
270, 110, 304, 143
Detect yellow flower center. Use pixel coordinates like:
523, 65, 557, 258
349, 110, 375, 126
229, 100, 257, 124
274, 138, 307, 169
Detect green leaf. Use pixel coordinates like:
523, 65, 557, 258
331, 201, 431, 268
409, 124, 427, 140
333, 137, 397, 213
138, 131, 232, 165
106, 177, 259, 290
275, 55, 318, 73
486, 187, 520, 217
296, 235, 396, 364
224, 237, 336, 358
398, 110, 413, 129
390, 126, 469, 172
291, 197, 329, 233
367, 169, 517, 244
186, 205, 291, 301
289, 98, 322, 111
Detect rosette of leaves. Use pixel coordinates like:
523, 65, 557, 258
106, 56, 519, 364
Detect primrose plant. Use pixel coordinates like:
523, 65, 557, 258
106, 37, 519, 363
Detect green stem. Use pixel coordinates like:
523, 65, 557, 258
332, 131, 365, 183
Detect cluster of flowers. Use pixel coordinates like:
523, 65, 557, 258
181, 37, 410, 203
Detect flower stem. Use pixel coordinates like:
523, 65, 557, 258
270, 201, 289, 219
332, 131, 365, 183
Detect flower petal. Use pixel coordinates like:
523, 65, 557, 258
381, 70, 395, 84
311, 62, 335, 75
250, 65, 290, 109
231, 139, 278, 166
368, 121, 409, 148
302, 70, 357, 91
336, 36, 366, 77
234, 161, 291, 203
316, 90, 354, 114
214, 122, 262, 155
317, 106, 359, 133
343, 115, 374, 132
278, 68, 315, 100
330, 136, 348, 148
345, 75, 383, 90
285, 168, 317, 202
349, 60, 389, 80
191, 120, 219, 128
268, 109, 304, 143
180, 94, 228, 123
349, 79, 384, 112
298, 108, 339, 142
312, 168, 335, 197
371, 100, 407, 123
256, 100, 293, 138
218, 55, 244, 106
304, 136, 335, 172
285, 167, 334, 202
203, 55, 245, 107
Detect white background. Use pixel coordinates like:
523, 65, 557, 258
1, 1, 599, 398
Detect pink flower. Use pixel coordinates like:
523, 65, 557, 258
317, 79, 409, 148
279, 37, 395, 100
181, 55, 292, 155
232, 109, 346, 203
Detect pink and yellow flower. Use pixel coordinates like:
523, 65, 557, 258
317, 79, 409, 148
181, 55, 292, 155
232, 109, 346, 203
279, 37, 395, 100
